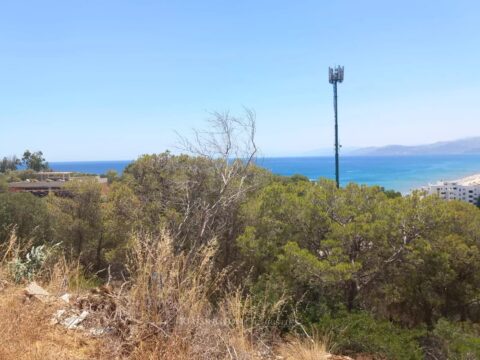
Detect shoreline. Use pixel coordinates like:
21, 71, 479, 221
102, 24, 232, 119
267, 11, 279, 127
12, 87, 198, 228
44, 157, 480, 194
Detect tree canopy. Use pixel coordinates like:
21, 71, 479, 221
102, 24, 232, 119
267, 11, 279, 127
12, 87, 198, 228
0, 156, 21, 173
22, 150, 49, 171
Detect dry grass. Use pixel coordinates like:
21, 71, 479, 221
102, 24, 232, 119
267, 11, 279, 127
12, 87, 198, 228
0, 229, 334, 360
0, 229, 105, 360
116, 231, 282, 359
0, 286, 103, 360
276, 337, 330, 360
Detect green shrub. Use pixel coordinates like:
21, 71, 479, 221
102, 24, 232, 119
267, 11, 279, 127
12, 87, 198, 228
0, 174, 7, 192
315, 311, 424, 360
0, 192, 54, 245
433, 319, 480, 360
68, 270, 102, 290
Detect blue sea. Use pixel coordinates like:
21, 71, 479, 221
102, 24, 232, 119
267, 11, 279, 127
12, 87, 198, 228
49, 155, 480, 193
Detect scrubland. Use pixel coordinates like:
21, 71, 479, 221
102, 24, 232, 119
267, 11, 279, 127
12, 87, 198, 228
1, 114, 480, 359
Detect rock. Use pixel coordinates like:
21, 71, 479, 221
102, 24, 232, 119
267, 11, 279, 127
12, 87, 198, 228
25, 281, 52, 303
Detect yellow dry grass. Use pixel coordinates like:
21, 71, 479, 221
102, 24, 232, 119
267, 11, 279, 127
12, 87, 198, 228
276, 337, 330, 360
0, 230, 334, 360
0, 286, 103, 360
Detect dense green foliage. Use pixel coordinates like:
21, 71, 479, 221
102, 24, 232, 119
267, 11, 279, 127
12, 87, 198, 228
433, 319, 480, 359
316, 311, 425, 359
238, 180, 480, 329
0, 192, 53, 245
1, 153, 479, 358
47, 179, 104, 264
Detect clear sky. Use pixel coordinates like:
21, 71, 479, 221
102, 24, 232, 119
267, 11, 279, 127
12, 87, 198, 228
1, 0, 479, 161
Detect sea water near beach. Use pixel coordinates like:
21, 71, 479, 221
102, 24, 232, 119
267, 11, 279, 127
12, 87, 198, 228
49, 155, 480, 193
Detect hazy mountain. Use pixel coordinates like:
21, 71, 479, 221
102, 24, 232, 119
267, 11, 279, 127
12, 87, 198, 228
348, 137, 480, 156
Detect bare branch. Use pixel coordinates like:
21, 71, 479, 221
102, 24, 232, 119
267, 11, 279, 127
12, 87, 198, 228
174, 109, 259, 246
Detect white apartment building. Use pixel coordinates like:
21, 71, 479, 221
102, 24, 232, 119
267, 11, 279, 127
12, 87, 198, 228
424, 179, 480, 205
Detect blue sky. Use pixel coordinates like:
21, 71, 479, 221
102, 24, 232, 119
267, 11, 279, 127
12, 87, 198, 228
1, 0, 479, 161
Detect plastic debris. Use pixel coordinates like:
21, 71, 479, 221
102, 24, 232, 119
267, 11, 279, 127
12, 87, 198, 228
62, 310, 89, 330
88, 327, 114, 337
59, 293, 71, 304
50, 309, 66, 325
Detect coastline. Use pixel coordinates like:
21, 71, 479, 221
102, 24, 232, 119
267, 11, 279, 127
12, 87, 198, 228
425, 172, 480, 187
452, 173, 480, 186
48, 155, 480, 194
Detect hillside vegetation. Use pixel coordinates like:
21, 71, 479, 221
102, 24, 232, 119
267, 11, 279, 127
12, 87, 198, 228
1, 114, 480, 359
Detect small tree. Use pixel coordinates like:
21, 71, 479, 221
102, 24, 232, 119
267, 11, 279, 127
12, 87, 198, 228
118, 109, 261, 267
0, 156, 21, 173
47, 179, 103, 264
22, 150, 49, 171
105, 170, 119, 184
177, 109, 259, 261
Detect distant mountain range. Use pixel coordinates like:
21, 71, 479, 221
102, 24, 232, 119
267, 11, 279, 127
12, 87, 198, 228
346, 137, 480, 156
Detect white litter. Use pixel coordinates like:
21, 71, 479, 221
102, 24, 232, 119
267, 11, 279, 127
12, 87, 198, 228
59, 293, 71, 304
62, 310, 89, 330
50, 309, 67, 325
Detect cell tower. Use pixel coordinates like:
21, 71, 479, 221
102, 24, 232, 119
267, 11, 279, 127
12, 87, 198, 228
329, 66, 344, 188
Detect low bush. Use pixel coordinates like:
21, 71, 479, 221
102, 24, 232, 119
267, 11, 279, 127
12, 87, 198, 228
315, 311, 425, 360
433, 318, 480, 360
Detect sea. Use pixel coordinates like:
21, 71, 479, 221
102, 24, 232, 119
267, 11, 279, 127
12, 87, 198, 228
48, 155, 480, 194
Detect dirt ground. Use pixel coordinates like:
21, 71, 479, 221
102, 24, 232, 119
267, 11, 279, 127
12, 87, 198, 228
0, 285, 105, 360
